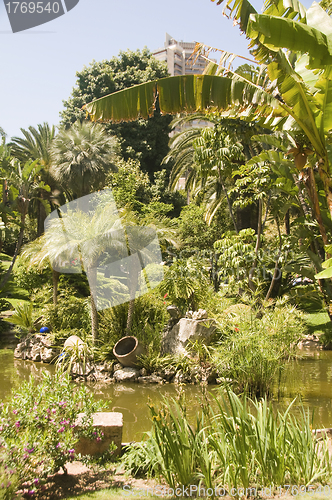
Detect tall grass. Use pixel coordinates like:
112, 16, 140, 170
122, 390, 331, 494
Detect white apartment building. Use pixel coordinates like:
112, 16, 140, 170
153, 33, 208, 76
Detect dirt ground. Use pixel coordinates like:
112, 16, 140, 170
26, 461, 160, 500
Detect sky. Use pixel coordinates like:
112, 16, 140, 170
0, 0, 309, 140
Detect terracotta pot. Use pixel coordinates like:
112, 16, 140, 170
113, 336, 145, 368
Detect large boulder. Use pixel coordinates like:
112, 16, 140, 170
161, 317, 216, 356
14, 335, 60, 363
113, 367, 140, 382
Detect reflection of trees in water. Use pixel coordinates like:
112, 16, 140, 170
13, 359, 54, 383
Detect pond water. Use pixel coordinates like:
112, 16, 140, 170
1, 349, 332, 442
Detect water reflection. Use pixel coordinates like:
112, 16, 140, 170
1, 350, 332, 441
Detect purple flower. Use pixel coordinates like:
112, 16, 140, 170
33, 478, 39, 485
14, 421, 20, 428
68, 448, 75, 454
57, 427, 65, 433
28, 490, 35, 496
28, 448, 34, 454
12, 410, 18, 415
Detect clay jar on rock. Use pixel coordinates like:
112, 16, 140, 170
113, 336, 145, 368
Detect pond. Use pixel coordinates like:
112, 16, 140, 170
1, 349, 332, 442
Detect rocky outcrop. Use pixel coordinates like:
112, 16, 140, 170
14, 334, 60, 363
161, 316, 216, 356
113, 367, 140, 382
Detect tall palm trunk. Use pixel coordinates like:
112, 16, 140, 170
52, 269, 60, 306
87, 267, 98, 343
0, 208, 27, 290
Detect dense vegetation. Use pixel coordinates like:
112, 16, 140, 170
2, 0, 332, 495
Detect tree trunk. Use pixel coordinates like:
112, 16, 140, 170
37, 198, 47, 237
52, 269, 60, 306
126, 299, 135, 334
265, 217, 282, 300
87, 267, 98, 343
0, 213, 26, 290
220, 179, 238, 233
248, 197, 263, 291
284, 210, 290, 235
90, 291, 98, 343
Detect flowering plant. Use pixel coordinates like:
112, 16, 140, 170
0, 371, 105, 495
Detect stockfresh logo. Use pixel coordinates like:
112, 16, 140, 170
3, 0, 79, 33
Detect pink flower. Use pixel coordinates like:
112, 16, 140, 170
56, 443, 61, 449
51, 409, 56, 414
14, 421, 20, 428
57, 427, 65, 433
33, 479, 39, 485
68, 448, 75, 454
163, 293, 168, 299
12, 410, 18, 415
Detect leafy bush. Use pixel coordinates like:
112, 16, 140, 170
3, 302, 34, 334
159, 257, 213, 313
13, 256, 51, 296
39, 290, 91, 337
0, 371, 105, 495
213, 303, 307, 396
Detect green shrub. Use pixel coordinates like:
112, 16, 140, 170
159, 257, 213, 313
0, 371, 105, 495
13, 256, 51, 295
213, 303, 307, 397
40, 290, 91, 336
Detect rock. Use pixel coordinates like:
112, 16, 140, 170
101, 361, 114, 373
167, 305, 182, 320
113, 363, 123, 372
156, 367, 176, 382
40, 347, 58, 363
173, 371, 192, 384
161, 318, 216, 356
75, 412, 123, 457
14, 335, 59, 363
113, 367, 140, 382
186, 309, 208, 320
30, 345, 41, 362
297, 335, 322, 350
139, 367, 148, 377
138, 375, 163, 384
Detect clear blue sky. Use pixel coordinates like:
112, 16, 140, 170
0, 0, 311, 140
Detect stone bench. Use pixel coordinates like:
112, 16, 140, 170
75, 412, 123, 457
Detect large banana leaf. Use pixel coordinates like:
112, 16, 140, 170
84, 75, 281, 123
248, 11, 332, 68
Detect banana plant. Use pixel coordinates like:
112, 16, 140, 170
84, 0, 332, 250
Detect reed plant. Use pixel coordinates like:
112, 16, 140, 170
121, 389, 331, 494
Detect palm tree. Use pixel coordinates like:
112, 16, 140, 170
0, 159, 47, 289
50, 121, 119, 199
119, 206, 179, 333
10, 123, 57, 236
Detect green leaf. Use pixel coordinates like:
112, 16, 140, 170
315, 267, 332, 278
248, 13, 332, 68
